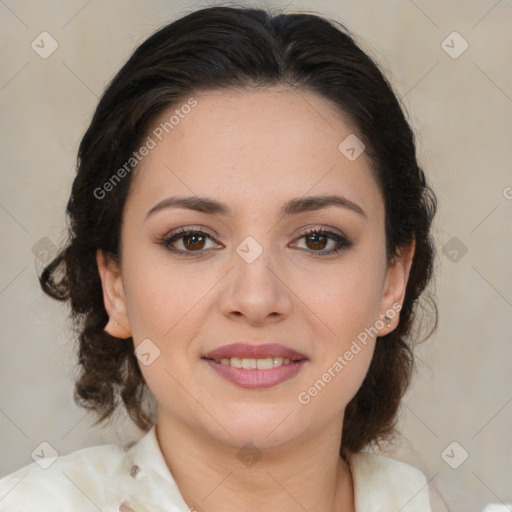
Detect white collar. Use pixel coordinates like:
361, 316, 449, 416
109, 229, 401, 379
120, 425, 431, 511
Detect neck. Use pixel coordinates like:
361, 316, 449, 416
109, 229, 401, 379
155, 413, 354, 512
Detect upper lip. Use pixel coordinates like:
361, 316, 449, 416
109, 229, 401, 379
203, 343, 308, 361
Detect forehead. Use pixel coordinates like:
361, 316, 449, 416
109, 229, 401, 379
126, 87, 383, 219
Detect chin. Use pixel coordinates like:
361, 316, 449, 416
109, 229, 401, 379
212, 401, 306, 447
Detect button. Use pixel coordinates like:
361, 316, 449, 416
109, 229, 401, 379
130, 464, 141, 479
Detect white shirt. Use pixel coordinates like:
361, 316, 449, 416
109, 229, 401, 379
0, 425, 432, 511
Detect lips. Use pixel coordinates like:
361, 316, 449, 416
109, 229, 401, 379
202, 343, 308, 389
203, 343, 308, 361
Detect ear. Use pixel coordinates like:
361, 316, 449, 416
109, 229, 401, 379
96, 249, 131, 339
377, 239, 416, 335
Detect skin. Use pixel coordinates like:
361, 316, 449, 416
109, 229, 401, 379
97, 86, 415, 512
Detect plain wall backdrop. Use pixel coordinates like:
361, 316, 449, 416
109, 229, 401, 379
1, 1, 511, 511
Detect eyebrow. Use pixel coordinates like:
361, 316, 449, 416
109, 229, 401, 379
145, 194, 367, 221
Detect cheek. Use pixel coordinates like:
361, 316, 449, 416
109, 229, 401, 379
123, 276, 171, 342
297, 338, 376, 419
308, 252, 385, 406
120, 259, 201, 409
303, 258, 385, 342
121, 247, 207, 341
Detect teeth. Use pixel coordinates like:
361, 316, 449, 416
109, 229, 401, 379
231, 357, 243, 368
257, 357, 276, 369
242, 358, 257, 369
213, 357, 293, 369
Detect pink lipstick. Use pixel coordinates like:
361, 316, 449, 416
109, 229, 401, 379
202, 343, 308, 389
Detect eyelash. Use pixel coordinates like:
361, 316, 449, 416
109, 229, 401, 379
159, 226, 353, 258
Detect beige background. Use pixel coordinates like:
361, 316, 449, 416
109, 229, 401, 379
1, 1, 511, 511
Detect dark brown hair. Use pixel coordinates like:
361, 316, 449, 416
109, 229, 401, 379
41, 5, 437, 454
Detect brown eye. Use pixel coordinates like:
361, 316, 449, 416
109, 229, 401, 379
292, 229, 353, 257
161, 228, 221, 256
182, 233, 206, 250
305, 232, 328, 251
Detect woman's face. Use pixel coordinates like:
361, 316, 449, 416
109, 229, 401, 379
98, 87, 414, 451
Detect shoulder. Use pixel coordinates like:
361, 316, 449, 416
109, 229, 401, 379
349, 451, 432, 512
0, 442, 129, 511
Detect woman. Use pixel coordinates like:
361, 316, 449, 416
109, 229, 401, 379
0, 5, 438, 511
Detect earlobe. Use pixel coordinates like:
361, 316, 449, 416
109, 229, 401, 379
96, 249, 131, 339
378, 239, 416, 335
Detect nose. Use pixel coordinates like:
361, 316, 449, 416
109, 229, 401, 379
220, 245, 293, 326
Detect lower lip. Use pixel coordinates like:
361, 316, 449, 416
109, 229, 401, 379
204, 359, 307, 388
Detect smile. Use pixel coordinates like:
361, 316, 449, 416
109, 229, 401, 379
211, 357, 293, 369
202, 342, 308, 389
